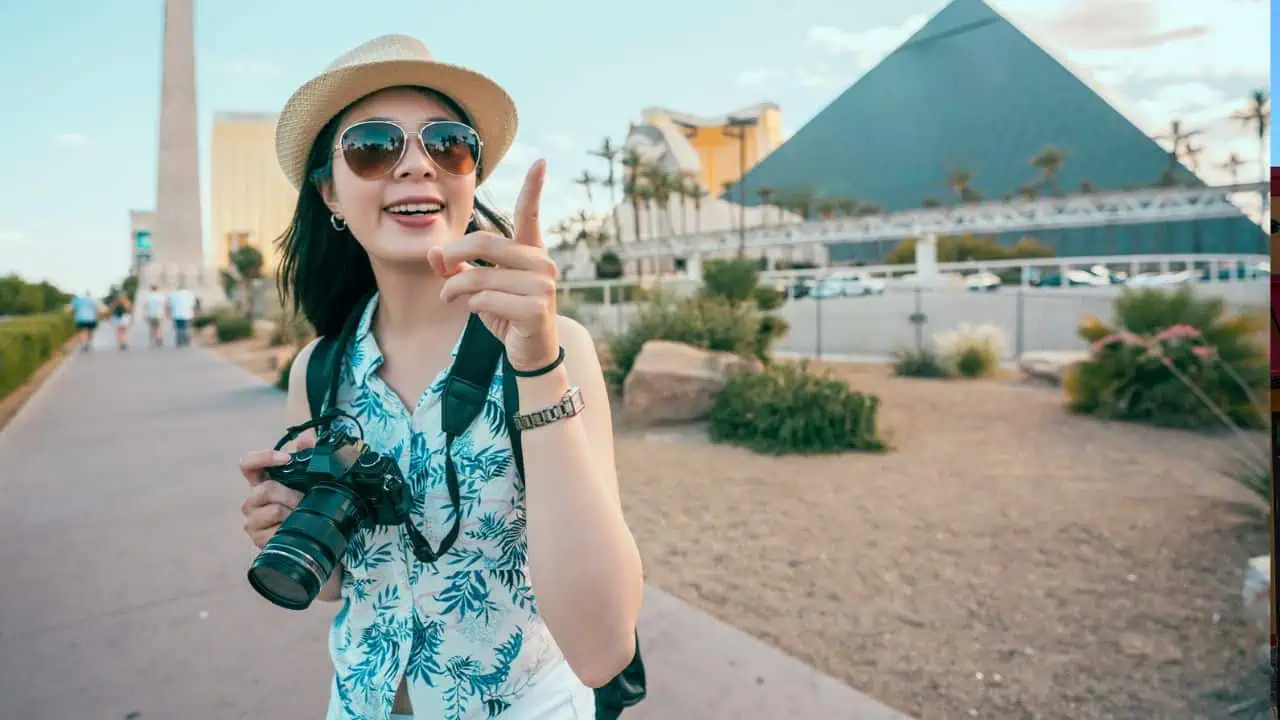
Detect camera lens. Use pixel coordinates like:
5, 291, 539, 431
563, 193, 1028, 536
247, 482, 366, 610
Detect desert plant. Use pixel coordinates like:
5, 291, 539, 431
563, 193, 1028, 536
752, 284, 784, 311
276, 348, 297, 391
215, 315, 254, 343
700, 258, 761, 306
709, 360, 886, 455
605, 292, 759, 390
754, 314, 789, 362
269, 311, 314, 348
892, 346, 949, 378
1068, 286, 1266, 430
934, 323, 1006, 378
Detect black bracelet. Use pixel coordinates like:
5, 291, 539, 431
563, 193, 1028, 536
511, 347, 565, 377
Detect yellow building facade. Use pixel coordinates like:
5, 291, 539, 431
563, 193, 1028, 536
638, 104, 783, 194
210, 112, 297, 273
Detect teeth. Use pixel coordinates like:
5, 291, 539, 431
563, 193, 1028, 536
386, 202, 443, 214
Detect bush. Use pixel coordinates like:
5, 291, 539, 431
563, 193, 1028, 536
192, 314, 217, 329
755, 314, 789, 361
934, 323, 1005, 378
605, 293, 759, 390
269, 311, 314, 348
215, 315, 255, 343
752, 284, 785, 311
892, 347, 949, 378
1066, 286, 1266, 430
276, 348, 296, 391
0, 311, 76, 400
700, 258, 760, 306
710, 360, 886, 455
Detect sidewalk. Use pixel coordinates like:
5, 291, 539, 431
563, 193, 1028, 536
0, 324, 912, 719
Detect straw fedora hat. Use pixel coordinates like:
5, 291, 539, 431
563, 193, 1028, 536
275, 34, 518, 190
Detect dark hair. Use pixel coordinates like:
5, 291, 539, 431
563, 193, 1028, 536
275, 87, 513, 337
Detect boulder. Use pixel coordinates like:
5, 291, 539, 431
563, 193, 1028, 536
1018, 350, 1089, 385
622, 340, 762, 426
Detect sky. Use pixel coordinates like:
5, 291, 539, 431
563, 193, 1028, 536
0, 0, 1269, 296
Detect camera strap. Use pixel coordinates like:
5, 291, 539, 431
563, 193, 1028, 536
304, 296, 505, 564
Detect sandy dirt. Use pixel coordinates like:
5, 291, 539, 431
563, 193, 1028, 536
613, 363, 1270, 720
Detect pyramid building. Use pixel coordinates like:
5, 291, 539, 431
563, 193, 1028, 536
725, 0, 1265, 262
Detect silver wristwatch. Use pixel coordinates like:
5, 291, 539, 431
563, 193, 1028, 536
514, 386, 585, 431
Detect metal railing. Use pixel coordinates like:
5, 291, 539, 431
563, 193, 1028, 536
559, 254, 1270, 361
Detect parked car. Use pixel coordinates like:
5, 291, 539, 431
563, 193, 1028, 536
832, 271, 886, 296
964, 271, 1002, 292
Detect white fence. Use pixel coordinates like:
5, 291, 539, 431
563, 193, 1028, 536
559, 254, 1270, 361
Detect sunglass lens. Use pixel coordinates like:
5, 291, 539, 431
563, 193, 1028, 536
340, 122, 405, 179
421, 122, 480, 176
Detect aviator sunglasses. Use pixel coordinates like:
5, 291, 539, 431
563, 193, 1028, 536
334, 119, 483, 179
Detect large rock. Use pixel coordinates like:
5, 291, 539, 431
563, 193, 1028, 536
623, 340, 762, 426
1018, 350, 1089, 385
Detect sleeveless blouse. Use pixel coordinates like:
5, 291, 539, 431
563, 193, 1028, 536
323, 293, 566, 720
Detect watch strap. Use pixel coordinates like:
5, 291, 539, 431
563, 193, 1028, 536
514, 386, 585, 431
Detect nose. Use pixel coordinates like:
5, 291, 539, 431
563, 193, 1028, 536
393, 131, 438, 181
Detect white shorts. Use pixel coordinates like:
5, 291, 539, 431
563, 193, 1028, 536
384, 659, 593, 719
112, 316, 130, 328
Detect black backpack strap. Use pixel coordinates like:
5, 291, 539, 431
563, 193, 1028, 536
499, 353, 648, 719
305, 334, 340, 420
441, 314, 504, 435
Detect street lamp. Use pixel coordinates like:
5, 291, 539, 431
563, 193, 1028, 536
727, 117, 752, 260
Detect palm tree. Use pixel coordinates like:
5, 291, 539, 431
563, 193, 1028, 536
573, 169, 597, 205
589, 138, 623, 246
1219, 152, 1247, 181
756, 187, 775, 227
945, 169, 980, 203
642, 165, 675, 238
817, 198, 839, 218
1030, 145, 1066, 196
1230, 89, 1269, 182
1182, 140, 1204, 174
1077, 179, 1096, 194
921, 196, 944, 208
688, 184, 708, 234
1155, 119, 1203, 177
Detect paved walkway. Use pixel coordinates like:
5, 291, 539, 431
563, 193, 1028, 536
0, 324, 912, 719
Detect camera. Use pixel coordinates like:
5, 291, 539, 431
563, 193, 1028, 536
247, 416, 411, 610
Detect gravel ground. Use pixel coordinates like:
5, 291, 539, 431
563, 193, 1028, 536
613, 363, 1271, 720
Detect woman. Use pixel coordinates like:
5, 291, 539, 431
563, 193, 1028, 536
108, 292, 131, 350
236, 35, 643, 720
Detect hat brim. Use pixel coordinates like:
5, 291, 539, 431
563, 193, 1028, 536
275, 58, 518, 190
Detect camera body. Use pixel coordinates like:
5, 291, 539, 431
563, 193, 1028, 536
248, 423, 412, 610
265, 425, 411, 528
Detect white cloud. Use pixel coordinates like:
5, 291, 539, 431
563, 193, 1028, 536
996, 0, 1267, 85
52, 133, 87, 146
805, 13, 928, 72
736, 69, 781, 88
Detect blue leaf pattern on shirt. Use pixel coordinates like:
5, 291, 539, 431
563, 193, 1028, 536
323, 294, 562, 720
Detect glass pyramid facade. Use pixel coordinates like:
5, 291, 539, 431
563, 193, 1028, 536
723, 0, 1266, 262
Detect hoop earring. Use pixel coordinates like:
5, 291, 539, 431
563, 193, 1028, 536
330, 214, 347, 232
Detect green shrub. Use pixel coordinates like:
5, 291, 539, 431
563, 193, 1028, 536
215, 315, 255, 343
934, 323, 1005, 378
276, 348, 296, 391
892, 347, 949, 378
1066, 286, 1266, 430
700, 258, 760, 306
192, 314, 217, 329
754, 314, 789, 362
710, 360, 886, 455
0, 311, 76, 400
555, 293, 585, 326
605, 293, 759, 390
752, 284, 785, 311
269, 311, 314, 348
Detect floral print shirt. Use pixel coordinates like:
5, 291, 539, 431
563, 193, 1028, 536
324, 293, 563, 720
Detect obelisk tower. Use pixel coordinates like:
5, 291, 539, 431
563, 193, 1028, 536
143, 0, 220, 305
